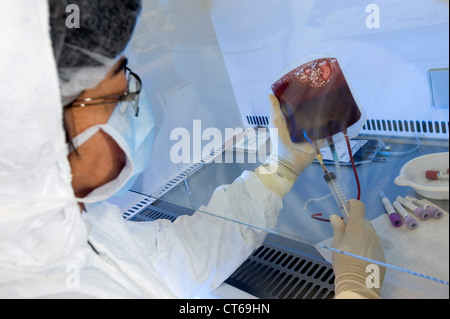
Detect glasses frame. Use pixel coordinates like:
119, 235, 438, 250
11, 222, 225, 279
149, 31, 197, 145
65, 67, 142, 117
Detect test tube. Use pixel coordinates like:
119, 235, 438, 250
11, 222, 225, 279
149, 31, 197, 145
323, 171, 350, 223
393, 201, 419, 230
425, 170, 449, 181
379, 191, 403, 227
405, 195, 443, 220
396, 196, 430, 220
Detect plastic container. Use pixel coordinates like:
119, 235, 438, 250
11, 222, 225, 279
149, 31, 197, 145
271, 55, 366, 146
394, 152, 449, 200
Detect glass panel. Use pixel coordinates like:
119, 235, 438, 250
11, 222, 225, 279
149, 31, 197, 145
128, 135, 449, 296
121, 0, 449, 297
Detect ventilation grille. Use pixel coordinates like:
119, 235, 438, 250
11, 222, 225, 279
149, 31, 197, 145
128, 208, 177, 222
246, 115, 270, 127
246, 115, 449, 138
362, 118, 449, 137
128, 206, 179, 222
225, 244, 335, 299
122, 197, 155, 219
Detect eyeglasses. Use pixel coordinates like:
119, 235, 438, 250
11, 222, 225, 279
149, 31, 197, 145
65, 67, 142, 117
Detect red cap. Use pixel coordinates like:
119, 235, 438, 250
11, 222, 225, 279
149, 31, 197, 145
425, 170, 439, 180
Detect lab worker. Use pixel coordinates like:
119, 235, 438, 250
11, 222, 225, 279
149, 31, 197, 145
0, 0, 385, 299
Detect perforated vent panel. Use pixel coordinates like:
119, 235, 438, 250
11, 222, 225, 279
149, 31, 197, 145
129, 208, 177, 222
245, 115, 449, 139
225, 244, 335, 299
246, 115, 270, 127
362, 118, 449, 138
128, 205, 179, 222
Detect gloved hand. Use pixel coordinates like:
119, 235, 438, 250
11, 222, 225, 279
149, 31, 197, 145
330, 200, 386, 299
268, 95, 318, 174
255, 95, 317, 198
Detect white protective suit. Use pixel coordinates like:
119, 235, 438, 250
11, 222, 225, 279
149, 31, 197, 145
0, 1, 282, 299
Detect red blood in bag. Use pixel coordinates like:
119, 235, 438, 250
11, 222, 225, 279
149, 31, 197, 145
319, 61, 331, 81
272, 58, 362, 143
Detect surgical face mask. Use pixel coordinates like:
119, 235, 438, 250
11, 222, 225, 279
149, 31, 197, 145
70, 90, 155, 206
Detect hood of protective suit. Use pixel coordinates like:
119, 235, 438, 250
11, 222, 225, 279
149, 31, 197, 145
0, 1, 88, 271
49, 0, 142, 105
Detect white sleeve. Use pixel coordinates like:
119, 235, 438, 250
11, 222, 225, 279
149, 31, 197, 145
127, 170, 283, 298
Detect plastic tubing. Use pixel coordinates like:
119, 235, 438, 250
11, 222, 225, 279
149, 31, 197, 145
327, 138, 342, 180
344, 133, 361, 200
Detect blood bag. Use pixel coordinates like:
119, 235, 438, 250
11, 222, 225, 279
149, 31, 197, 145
272, 56, 365, 144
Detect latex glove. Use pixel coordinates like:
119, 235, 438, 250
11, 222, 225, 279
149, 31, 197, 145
267, 95, 318, 174
255, 95, 317, 198
330, 200, 386, 299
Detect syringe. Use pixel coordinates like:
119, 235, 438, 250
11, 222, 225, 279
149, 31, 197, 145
324, 170, 350, 223
315, 144, 350, 222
